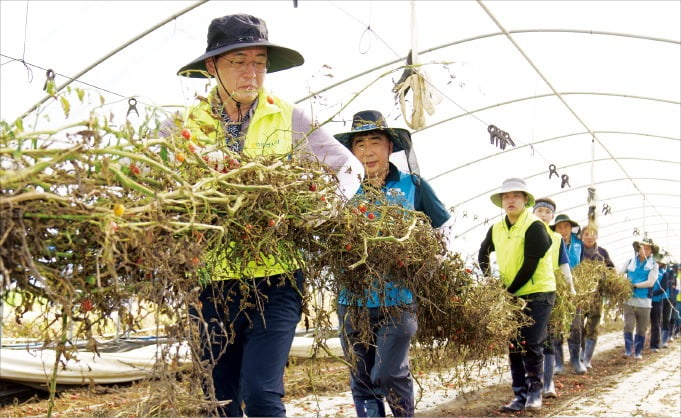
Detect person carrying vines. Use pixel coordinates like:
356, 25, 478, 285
176, 14, 364, 417
333, 110, 452, 417
618, 237, 659, 360
577, 224, 615, 369
478, 178, 556, 412
550, 213, 588, 375
649, 252, 669, 352
532, 197, 575, 398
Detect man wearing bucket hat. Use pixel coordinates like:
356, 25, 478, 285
177, 14, 364, 417
550, 213, 587, 375
618, 237, 659, 359
478, 178, 556, 412
334, 110, 452, 417
532, 197, 575, 398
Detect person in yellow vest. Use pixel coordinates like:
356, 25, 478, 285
177, 14, 364, 417
479, 178, 556, 412
532, 197, 576, 398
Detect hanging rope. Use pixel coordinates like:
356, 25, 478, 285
392, 1, 440, 130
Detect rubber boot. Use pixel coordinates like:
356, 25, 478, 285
553, 340, 564, 374
661, 330, 670, 348
354, 398, 386, 417
499, 386, 526, 412
388, 397, 414, 418
568, 344, 587, 374
542, 354, 557, 398
524, 361, 544, 411
634, 334, 645, 360
582, 338, 597, 369
623, 332, 633, 358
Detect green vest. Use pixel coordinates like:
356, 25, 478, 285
550, 230, 562, 274
185, 89, 295, 280
492, 209, 556, 296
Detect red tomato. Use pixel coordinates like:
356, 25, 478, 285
181, 128, 191, 140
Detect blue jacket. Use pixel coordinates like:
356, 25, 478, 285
651, 267, 666, 302
338, 163, 450, 307
565, 233, 583, 269
627, 256, 656, 299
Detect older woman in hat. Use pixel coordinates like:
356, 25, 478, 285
333, 110, 452, 417
177, 14, 364, 417
550, 213, 587, 375
478, 178, 556, 412
578, 224, 614, 369
618, 237, 660, 359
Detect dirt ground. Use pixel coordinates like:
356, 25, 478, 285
422, 336, 681, 417
1, 330, 679, 417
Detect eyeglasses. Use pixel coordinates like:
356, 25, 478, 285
218, 56, 269, 73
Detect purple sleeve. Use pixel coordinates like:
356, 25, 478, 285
292, 106, 353, 171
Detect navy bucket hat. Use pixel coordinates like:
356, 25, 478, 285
178, 14, 304, 78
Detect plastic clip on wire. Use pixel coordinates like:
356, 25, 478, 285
561, 174, 571, 188
548, 164, 559, 179
602, 203, 612, 215
127, 98, 139, 117
488, 124, 515, 150
43, 69, 56, 94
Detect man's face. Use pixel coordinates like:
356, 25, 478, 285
501, 191, 528, 218
206, 46, 267, 105
534, 207, 554, 224
554, 221, 573, 242
350, 131, 392, 181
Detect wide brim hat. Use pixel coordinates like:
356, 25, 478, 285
550, 213, 580, 231
333, 110, 411, 154
178, 14, 304, 78
490, 178, 535, 208
633, 237, 660, 256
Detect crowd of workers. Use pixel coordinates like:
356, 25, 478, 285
174, 12, 678, 417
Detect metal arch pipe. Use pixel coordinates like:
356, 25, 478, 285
18, 0, 210, 122
452, 186, 680, 241
414, 93, 680, 136
294, 29, 680, 104
476, 0, 675, 235
426, 130, 680, 183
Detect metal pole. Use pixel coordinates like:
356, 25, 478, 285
18, 0, 209, 122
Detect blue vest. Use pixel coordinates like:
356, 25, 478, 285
628, 257, 654, 299
338, 170, 417, 307
651, 267, 666, 302
565, 233, 583, 269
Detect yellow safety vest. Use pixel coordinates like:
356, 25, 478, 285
492, 209, 556, 296
185, 89, 295, 279
550, 230, 562, 275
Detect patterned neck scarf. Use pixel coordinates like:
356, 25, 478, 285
212, 97, 254, 154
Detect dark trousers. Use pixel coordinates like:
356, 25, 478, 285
194, 272, 303, 417
650, 300, 662, 348
337, 304, 417, 416
661, 298, 673, 332
510, 292, 555, 389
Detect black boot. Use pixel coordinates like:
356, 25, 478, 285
524, 359, 544, 411
499, 386, 527, 412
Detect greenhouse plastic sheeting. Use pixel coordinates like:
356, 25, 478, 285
0, 343, 190, 385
